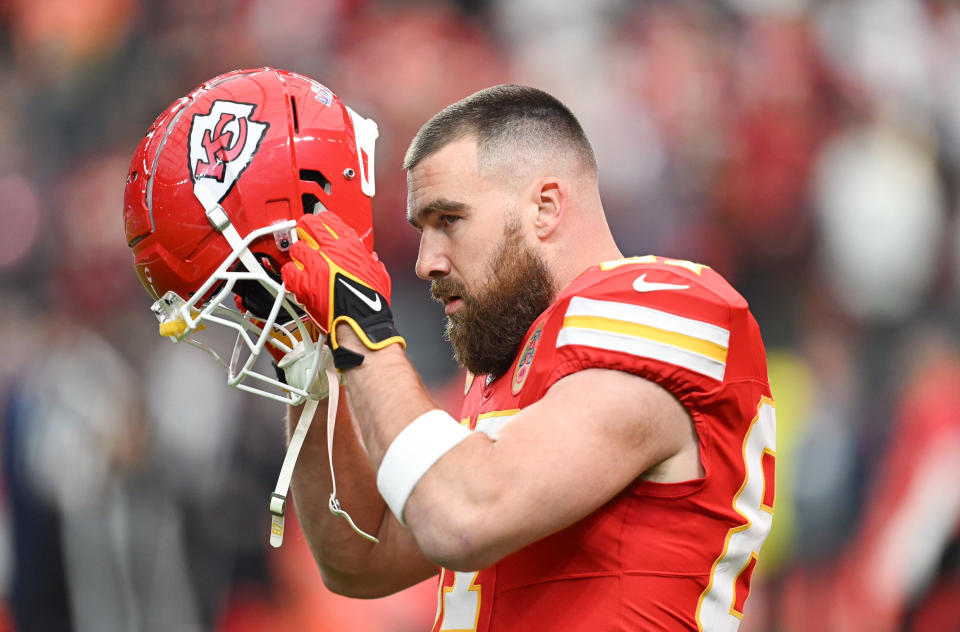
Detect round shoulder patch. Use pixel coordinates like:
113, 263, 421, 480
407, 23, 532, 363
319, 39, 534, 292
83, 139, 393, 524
512, 321, 544, 395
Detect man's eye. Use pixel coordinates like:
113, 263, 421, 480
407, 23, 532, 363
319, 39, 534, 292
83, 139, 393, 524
440, 215, 460, 226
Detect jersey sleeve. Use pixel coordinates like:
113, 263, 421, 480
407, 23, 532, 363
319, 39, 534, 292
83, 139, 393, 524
544, 257, 740, 402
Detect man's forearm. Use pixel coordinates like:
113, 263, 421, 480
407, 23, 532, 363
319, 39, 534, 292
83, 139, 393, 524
285, 385, 439, 596
336, 326, 438, 467
335, 324, 499, 568
286, 391, 384, 568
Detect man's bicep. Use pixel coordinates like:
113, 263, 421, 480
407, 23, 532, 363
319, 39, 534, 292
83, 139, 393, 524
403, 368, 697, 570
492, 368, 693, 537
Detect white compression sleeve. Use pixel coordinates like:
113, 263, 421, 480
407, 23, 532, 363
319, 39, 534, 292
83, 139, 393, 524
376, 409, 472, 526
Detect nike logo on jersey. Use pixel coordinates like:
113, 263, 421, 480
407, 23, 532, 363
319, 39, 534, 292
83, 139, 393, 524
338, 277, 382, 311
632, 274, 689, 293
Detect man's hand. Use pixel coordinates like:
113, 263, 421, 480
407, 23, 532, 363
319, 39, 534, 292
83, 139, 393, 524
281, 212, 405, 369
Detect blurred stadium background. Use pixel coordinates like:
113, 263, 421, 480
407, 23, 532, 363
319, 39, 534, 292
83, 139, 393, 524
1, 0, 960, 630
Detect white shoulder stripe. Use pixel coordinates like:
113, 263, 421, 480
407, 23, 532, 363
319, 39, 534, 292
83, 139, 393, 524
557, 327, 727, 381
566, 296, 730, 347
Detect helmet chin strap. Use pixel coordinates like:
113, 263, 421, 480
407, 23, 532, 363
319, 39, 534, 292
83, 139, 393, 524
194, 182, 377, 547
268, 369, 379, 548
322, 369, 380, 543
269, 395, 319, 547
196, 183, 264, 275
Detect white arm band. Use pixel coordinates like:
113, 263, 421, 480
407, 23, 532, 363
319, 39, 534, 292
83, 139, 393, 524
376, 409, 472, 526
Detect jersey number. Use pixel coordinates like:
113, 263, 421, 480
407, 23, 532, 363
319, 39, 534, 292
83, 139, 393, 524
438, 570, 481, 631
696, 397, 776, 631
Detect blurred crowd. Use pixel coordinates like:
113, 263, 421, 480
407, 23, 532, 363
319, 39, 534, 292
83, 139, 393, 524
1, 0, 960, 630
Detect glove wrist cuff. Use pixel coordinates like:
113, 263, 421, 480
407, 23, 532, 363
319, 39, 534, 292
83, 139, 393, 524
327, 318, 406, 370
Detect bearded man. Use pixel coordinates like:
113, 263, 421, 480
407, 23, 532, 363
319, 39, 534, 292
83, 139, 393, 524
282, 85, 776, 631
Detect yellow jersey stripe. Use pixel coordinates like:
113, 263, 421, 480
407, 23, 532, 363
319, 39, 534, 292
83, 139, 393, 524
557, 327, 726, 381
563, 315, 728, 364
565, 297, 729, 347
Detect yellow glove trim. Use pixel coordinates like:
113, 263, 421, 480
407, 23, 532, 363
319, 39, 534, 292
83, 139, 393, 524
329, 315, 407, 352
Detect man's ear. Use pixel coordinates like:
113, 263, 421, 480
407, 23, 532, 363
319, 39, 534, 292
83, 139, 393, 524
532, 177, 565, 240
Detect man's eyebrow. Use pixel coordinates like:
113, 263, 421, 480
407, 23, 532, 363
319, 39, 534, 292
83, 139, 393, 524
407, 198, 469, 229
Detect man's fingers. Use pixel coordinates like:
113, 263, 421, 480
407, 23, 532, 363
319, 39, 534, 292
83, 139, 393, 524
281, 242, 335, 321
297, 222, 338, 246
299, 209, 362, 243
296, 215, 335, 246
283, 245, 316, 287
287, 253, 306, 271
288, 240, 319, 267
296, 226, 322, 250
298, 213, 342, 242
280, 260, 303, 292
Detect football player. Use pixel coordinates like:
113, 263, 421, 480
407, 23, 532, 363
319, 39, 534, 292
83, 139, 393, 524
281, 85, 777, 631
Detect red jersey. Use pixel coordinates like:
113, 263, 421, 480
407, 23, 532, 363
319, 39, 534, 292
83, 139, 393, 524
430, 256, 775, 632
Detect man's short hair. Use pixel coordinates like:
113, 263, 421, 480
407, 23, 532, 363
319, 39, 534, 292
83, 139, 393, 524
404, 85, 597, 175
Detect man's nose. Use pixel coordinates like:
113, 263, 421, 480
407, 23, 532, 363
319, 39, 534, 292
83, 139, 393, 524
415, 234, 451, 280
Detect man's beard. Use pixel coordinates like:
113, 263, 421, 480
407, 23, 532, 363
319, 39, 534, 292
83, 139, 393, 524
431, 226, 555, 379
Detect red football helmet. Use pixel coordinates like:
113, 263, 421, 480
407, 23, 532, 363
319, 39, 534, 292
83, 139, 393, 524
123, 68, 379, 404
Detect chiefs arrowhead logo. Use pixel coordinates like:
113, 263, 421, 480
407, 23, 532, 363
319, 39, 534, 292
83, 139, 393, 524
512, 321, 543, 395
188, 100, 269, 203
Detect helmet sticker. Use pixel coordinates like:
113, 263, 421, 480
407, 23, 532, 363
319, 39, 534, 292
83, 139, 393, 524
310, 81, 332, 106
189, 100, 270, 203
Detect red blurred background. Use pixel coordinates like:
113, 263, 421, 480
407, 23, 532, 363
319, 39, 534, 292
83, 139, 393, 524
1, 1, 959, 630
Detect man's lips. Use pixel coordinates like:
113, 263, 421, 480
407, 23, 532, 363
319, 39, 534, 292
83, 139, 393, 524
444, 297, 463, 315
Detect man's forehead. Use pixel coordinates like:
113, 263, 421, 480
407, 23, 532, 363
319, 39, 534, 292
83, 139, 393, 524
406, 138, 481, 220
409, 137, 480, 184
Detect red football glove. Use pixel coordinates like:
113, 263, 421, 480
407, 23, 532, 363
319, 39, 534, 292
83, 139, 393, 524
281, 212, 405, 369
